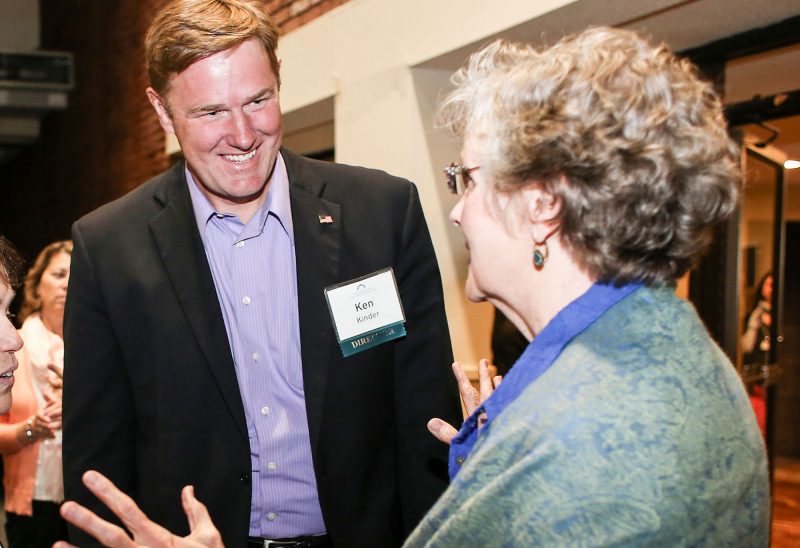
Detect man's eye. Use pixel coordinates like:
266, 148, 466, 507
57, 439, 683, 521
191, 108, 223, 119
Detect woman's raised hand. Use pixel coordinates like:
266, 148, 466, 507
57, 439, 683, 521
427, 359, 502, 445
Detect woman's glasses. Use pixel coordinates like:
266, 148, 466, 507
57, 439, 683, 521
443, 163, 479, 195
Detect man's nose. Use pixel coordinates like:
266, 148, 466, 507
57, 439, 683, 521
228, 111, 256, 150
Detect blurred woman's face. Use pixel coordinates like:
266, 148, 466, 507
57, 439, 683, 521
0, 280, 22, 413
449, 136, 531, 307
38, 252, 71, 317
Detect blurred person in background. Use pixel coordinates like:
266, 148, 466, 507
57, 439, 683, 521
0, 240, 71, 547
740, 271, 773, 437
742, 271, 773, 366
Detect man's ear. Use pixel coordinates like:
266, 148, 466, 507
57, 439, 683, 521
146, 87, 175, 134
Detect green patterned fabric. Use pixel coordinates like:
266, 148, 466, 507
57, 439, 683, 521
406, 287, 769, 547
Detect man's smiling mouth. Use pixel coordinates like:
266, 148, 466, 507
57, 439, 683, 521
223, 149, 257, 163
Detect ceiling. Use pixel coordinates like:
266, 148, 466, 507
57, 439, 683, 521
419, 0, 800, 71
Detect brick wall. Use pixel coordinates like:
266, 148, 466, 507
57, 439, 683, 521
0, 0, 350, 266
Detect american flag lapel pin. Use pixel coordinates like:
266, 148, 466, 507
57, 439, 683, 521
319, 214, 333, 224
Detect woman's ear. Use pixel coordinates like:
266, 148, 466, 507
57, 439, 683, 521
525, 185, 561, 242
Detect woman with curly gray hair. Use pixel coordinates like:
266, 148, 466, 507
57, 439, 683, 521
412, 27, 769, 546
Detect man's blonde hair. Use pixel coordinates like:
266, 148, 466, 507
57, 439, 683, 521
145, 0, 280, 96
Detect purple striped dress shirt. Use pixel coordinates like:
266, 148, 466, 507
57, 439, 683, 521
187, 153, 326, 538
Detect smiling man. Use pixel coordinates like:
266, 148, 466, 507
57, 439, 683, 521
61, 1, 459, 547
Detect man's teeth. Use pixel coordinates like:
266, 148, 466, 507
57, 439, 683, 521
0, 372, 11, 378
223, 150, 256, 163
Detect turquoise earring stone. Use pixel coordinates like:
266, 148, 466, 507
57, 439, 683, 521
533, 248, 546, 270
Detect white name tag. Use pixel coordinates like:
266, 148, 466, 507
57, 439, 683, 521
324, 268, 406, 356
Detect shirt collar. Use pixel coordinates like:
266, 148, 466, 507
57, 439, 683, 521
186, 152, 294, 244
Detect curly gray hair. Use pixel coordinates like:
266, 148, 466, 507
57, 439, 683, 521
437, 27, 740, 285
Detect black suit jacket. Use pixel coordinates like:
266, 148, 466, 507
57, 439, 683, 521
63, 149, 460, 547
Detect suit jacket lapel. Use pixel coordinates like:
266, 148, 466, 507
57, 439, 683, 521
148, 164, 248, 443
283, 150, 341, 452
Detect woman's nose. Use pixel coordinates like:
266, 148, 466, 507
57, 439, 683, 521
0, 319, 23, 353
449, 196, 465, 227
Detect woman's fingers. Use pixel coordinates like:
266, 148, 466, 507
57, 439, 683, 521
47, 363, 65, 390
452, 362, 480, 417
478, 359, 494, 402
427, 418, 459, 445
48, 363, 64, 379
433, 360, 503, 444
44, 402, 62, 420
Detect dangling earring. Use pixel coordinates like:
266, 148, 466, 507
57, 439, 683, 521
532, 228, 558, 271
532, 240, 548, 270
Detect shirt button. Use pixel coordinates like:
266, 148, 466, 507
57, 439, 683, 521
235, 241, 245, 248
261, 406, 270, 415
268, 462, 277, 471
268, 512, 277, 521
242, 296, 251, 305
251, 352, 260, 361
455, 456, 465, 466
239, 472, 250, 485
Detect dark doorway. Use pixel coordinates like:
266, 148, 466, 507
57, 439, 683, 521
775, 221, 800, 457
